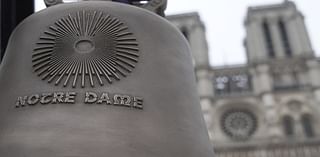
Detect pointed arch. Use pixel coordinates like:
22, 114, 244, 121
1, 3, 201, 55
278, 18, 292, 57
282, 115, 294, 137
262, 19, 275, 58
301, 114, 314, 137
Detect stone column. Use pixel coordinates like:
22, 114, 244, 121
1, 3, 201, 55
188, 21, 209, 68
255, 64, 273, 94
255, 64, 282, 138
269, 18, 286, 58
250, 65, 274, 102
197, 68, 214, 97
200, 98, 213, 139
196, 68, 214, 134
286, 15, 303, 56
245, 19, 267, 62
295, 14, 313, 56
249, 68, 261, 95
265, 109, 282, 139
188, 16, 213, 133
307, 60, 320, 102
287, 13, 313, 57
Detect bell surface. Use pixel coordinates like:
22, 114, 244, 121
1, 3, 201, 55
0, 1, 214, 157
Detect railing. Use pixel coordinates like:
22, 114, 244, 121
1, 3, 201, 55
212, 65, 253, 97
214, 90, 253, 98
273, 84, 305, 92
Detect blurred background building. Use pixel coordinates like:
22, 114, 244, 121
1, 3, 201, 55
0, 0, 34, 61
168, 1, 320, 156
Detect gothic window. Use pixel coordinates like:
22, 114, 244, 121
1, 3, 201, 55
262, 20, 275, 58
278, 19, 292, 57
220, 108, 257, 141
282, 115, 294, 137
301, 114, 314, 138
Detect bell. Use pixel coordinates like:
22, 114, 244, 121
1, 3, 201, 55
0, 1, 214, 157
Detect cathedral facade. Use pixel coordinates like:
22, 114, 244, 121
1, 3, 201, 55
168, 1, 320, 156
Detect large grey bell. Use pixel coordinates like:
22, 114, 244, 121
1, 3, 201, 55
0, 1, 214, 156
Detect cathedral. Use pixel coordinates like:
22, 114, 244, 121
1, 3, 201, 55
168, 1, 320, 156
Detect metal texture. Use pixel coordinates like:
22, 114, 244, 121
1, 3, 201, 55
44, 0, 63, 7
0, 1, 214, 157
45, 0, 167, 17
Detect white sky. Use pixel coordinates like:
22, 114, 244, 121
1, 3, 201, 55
35, 0, 320, 66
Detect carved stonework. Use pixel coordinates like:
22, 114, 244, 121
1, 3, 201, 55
221, 108, 257, 141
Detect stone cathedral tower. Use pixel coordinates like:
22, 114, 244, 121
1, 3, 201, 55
167, 13, 214, 137
169, 1, 320, 156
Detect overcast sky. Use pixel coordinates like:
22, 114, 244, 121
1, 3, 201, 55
35, 0, 320, 66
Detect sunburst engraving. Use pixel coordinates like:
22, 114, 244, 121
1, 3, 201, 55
32, 11, 140, 88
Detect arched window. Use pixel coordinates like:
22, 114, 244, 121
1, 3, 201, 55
278, 19, 292, 57
283, 115, 294, 137
262, 20, 275, 58
301, 114, 314, 137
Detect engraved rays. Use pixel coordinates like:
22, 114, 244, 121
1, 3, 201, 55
32, 11, 139, 88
